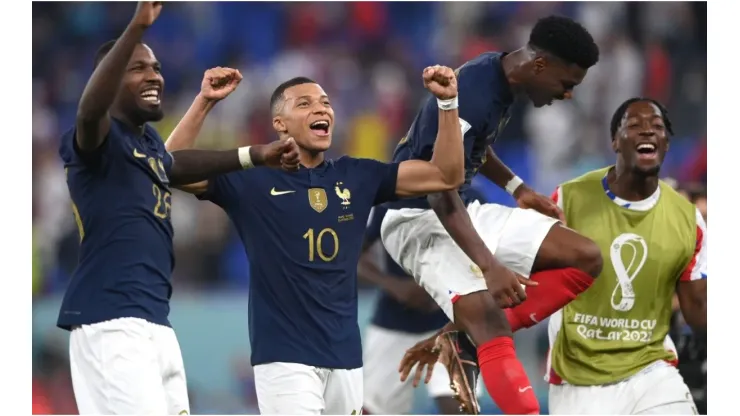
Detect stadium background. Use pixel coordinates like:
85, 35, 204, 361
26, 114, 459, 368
31, 2, 707, 414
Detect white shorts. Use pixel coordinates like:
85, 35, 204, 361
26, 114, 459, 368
380, 201, 558, 321
363, 325, 484, 414
254, 362, 363, 415
69, 317, 189, 415
549, 361, 698, 414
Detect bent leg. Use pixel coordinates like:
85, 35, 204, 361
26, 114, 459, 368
489, 209, 603, 331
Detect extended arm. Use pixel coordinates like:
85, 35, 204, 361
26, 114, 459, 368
478, 146, 526, 196
76, 3, 159, 152
169, 140, 298, 188
427, 191, 500, 273
164, 67, 243, 193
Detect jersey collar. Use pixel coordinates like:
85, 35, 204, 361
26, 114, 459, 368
601, 168, 661, 211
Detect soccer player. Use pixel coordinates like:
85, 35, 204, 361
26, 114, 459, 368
168, 66, 467, 414
545, 98, 707, 414
380, 15, 601, 414
58, 3, 299, 414
361, 200, 485, 415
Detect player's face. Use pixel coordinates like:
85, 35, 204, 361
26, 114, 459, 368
273, 83, 334, 152
612, 101, 669, 176
118, 43, 165, 124
527, 57, 587, 108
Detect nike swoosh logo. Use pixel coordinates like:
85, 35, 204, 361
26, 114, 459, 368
270, 188, 295, 196
518, 386, 533, 393
529, 313, 539, 323
133, 148, 147, 158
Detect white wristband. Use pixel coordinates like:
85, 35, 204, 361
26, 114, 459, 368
437, 96, 459, 111
505, 176, 524, 195
238, 146, 254, 169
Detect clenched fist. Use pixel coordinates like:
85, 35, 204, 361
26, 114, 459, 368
423, 65, 458, 100
253, 138, 300, 171
201, 67, 243, 102
132, 2, 162, 28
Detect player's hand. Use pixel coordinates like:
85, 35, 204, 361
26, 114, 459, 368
201, 67, 243, 102
387, 280, 438, 312
399, 333, 443, 387
514, 185, 566, 224
482, 264, 537, 309
132, 2, 162, 28
423, 65, 458, 100
253, 138, 300, 171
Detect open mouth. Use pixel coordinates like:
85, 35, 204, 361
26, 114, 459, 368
140, 87, 161, 105
636, 143, 657, 159
309, 120, 330, 136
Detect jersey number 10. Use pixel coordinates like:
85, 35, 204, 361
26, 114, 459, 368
303, 227, 339, 262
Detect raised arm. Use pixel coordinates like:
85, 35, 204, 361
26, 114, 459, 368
676, 209, 707, 336
395, 66, 465, 197
164, 67, 243, 193
76, 2, 161, 153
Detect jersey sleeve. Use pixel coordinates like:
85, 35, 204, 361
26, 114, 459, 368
59, 125, 115, 170
551, 186, 564, 209
354, 158, 400, 205
680, 208, 707, 282
195, 171, 246, 209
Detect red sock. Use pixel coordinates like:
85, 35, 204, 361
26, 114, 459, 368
506, 267, 594, 332
477, 337, 539, 415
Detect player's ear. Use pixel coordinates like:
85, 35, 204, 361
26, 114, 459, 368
533, 56, 546, 75
611, 137, 619, 153
272, 116, 287, 134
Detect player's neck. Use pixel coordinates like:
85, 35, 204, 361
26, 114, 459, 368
299, 148, 324, 169
609, 165, 659, 201
500, 47, 533, 94
111, 110, 146, 135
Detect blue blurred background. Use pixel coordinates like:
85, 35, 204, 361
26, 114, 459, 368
32, 2, 706, 414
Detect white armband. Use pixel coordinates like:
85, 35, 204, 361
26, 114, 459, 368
437, 97, 459, 111
238, 146, 254, 169
505, 176, 524, 195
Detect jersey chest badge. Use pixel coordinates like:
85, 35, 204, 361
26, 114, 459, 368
334, 182, 351, 208
308, 188, 328, 213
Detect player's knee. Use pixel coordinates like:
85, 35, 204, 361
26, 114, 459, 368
575, 238, 603, 278
453, 291, 512, 345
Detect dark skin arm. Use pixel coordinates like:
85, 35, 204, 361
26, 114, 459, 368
169, 141, 299, 187
76, 2, 160, 152
676, 280, 706, 337
479, 146, 564, 221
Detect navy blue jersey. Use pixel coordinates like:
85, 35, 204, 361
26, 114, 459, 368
365, 205, 448, 333
197, 157, 399, 369
388, 52, 514, 210
57, 118, 175, 330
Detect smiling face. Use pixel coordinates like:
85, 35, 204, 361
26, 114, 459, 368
612, 100, 670, 176
272, 82, 334, 152
114, 43, 165, 124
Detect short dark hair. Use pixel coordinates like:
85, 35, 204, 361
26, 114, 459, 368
528, 15, 600, 70
94, 40, 119, 69
610, 97, 674, 140
270, 77, 317, 115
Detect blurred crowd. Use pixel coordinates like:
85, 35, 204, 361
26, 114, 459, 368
32, 2, 707, 414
